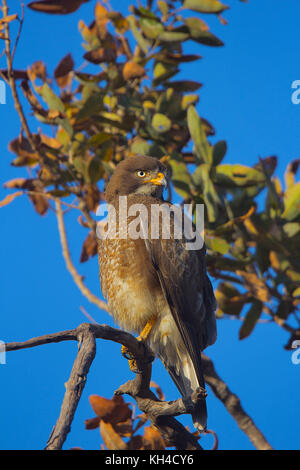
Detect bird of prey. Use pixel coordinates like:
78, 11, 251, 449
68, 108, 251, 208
98, 155, 217, 432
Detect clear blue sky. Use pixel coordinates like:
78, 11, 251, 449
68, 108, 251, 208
1, 0, 299, 450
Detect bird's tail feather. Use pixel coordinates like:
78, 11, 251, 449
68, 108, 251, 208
160, 353, 207, 432
192, 398, 207, 433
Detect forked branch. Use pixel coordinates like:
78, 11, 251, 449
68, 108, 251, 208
5, 323, 202, 450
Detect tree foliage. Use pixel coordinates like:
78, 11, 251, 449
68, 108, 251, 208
2, 0, 299, 347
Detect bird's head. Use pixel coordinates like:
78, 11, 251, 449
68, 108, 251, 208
105, 155, 168, 202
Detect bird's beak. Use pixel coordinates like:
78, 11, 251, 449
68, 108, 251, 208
148, 172, 168, 188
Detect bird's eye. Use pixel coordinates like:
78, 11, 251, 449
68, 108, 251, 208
136, 170, 147, 178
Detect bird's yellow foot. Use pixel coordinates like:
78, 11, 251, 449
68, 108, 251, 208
128, 358, 140, 373
121, 344, 133, 360
121, 316, 157, 372
137, 315, 157, 342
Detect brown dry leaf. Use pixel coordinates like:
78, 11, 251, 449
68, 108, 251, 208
100, 421, 127, 450
28, 192, 49, 215
30, 61, 47, 81
0, 14, 18, 25
85, 416, 101, 430
0, 192, 22, 208
150, 381, 165, 400
9, 136, 39, 161
109, 395, 132, 424
236, 270, 270, 303
84, 185, 101, 212
28, 0, 88, 14
127, 435, 145, 450
113, 418, 133, 437
89, 395, 117, 419
84, 48, 116, 64
284, 159, 300, 190
54, 53, 74, 88
95, 1, 108, 37
80, 231, 98, 263
143, 426, 166, 450
21, 80, 46, 117
269, 251, 281, 271
4, 178, 28, 189
40, 134, 62, 150
0, 69, 28, 80
123, 61, 145, 81
48, 109, 61, 119
244, 218, 259, 236
89, 395, 131, 424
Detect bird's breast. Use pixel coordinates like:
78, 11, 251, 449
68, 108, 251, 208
98, 236, 164, 333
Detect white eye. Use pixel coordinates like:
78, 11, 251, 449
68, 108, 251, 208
137, 170, 146, 178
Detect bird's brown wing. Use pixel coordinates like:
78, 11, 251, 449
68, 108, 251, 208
144, 209, 217, 388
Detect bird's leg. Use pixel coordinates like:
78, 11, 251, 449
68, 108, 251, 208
121, 315, 157, 372
137, 315, 157, 342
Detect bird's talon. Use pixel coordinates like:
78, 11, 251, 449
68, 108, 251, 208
128, 359, 142, 374
121, 345, 133, 360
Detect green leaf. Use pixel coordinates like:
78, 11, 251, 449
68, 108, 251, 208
183, 0, 229, 14
152, 113, 172, 133
127, 15, 149, 54
207, 237, 230, 254
215, 164, 265, 187
239, 300, 263, 340
157, 30, 189, 42
192, 31, 224, 47
187, 106, 212, 165
157, 1, 168, 16
76, 93, 103, 121
192, 163, 220, 222
73, 156, 88, 180
292, 287, 300, 297
212, 140, 227, 166
87, 133, 112, 148
56, 117, 73, 136
184, 17, 208, 33
215, 282, 246, 316
169, 157, 191, 199
256, 244, 270, 274
282, 182, 300, 221
88, 157, 105, 183
38, 83, 65, 113
166, 80, 202, 92
283, 222, 300, 237
140, 17, 164, 39
130, 138, 151, 155
184, 18, 224, 46
182, 94, 199, 110
153, 62, 178, 86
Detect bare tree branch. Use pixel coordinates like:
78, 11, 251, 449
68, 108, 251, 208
202, 353, 273, 450
5, 323, 273, 450
46, 324, 96, 450
5, 323, 202, 450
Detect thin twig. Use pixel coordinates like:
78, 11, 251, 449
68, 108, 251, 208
24, 190, 79, 210
55, 199, 108, 312
2, 0, 37, 151
11, 1, 24, 65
